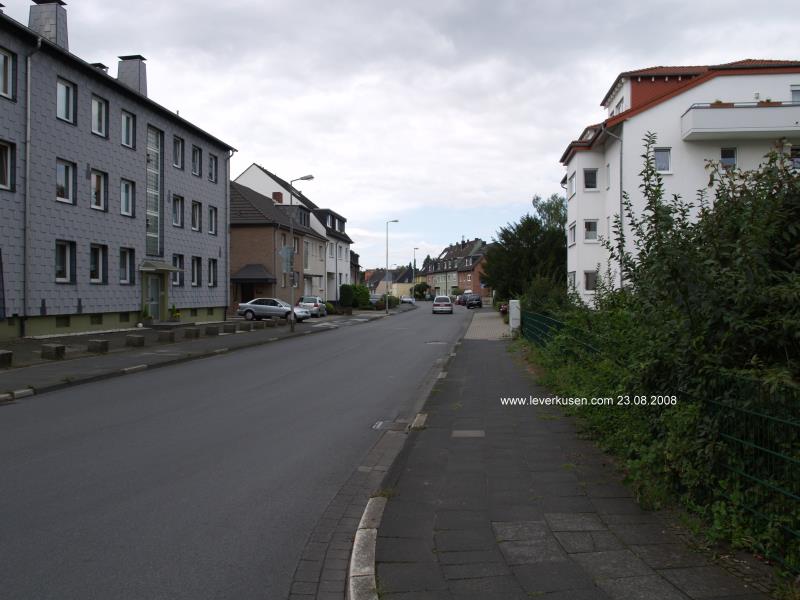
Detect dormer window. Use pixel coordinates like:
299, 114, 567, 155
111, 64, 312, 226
615, 98, 624, 115
327, 215, 333, 228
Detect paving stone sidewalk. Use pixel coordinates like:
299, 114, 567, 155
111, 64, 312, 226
375, 312, 770, 599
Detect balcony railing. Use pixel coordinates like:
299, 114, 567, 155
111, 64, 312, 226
681, 101, 800, 140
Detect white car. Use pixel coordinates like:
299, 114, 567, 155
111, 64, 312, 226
432, 296, 453, 314
400, 296, 415, 304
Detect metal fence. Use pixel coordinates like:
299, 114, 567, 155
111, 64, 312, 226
519, 310, 800, 573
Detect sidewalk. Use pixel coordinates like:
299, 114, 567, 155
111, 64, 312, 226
374, 310, 770, 599
0, 308, 408, 399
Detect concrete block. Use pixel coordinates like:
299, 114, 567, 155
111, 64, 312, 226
87, 339, 109, 353
252, 321, 266, 330
277, 318, 288, 327
205, 325, 220, 336
41, 343, 66, 360
157, 331, 175, 343
183, 327, 200, 339
0, 349, 13, 367
265, 319, 277, 328
223, 323, 237, 334
125, 335, 145, 347
237, 322, 252, 332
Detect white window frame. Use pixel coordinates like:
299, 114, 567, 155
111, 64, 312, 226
172, 195, 184, 227
191, 146, 202, 176
329, 243, 334, 258
56, 79, 76, 123
56, 159, 74, 203
90, 170, 107, 211
791, 85, 800, 104
55, 240, 72, 283
91, 95, 108, 137
119, 247, 133, 284
654, 147, 672, 173
568, 222, 576, 246
191, 201, 202, 231
173, 136, 184, 169
584, 220, 598, 241
191, 256, 201, 287
568, 173, 576, 198
720, 147, 736, 170
208, 258, 218, 287
208, 205, 217, 235
120, 178, 134, 216
121, 110, 135, 148
89, 244, 107, 284
583, 168, 598, 190
172, 254, 184, 286
208, 154, 218, 183
615, 98, 624, 115
0, 48, 13, 100
0, 140, 11, 190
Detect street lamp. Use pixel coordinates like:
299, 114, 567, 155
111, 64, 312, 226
288, 174, 314, 332
413, 247, 419, 300
385, 219, 398, 314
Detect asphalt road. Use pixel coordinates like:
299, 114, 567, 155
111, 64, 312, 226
0, 304, 471, 600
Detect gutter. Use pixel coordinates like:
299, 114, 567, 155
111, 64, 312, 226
22, 37, 42, 337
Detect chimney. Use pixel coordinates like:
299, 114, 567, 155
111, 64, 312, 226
272, 192, 283, 204
90, 62, 109, 73
117, 55, 147, 96
28, 0, 69, 51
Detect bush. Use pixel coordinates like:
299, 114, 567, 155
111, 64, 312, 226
324, 302, 335, 315
353, 284, 370, 308
387, 295, 399, 308
339, 284, 354, 308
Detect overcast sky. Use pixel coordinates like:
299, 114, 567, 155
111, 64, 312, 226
4, 0, 797, 269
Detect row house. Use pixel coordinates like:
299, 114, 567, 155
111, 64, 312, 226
422, 238, 492, 298
561, 59, 800, 303
0, 1, 234, 339
234, 164, 353, 302
229, 182, 326, 306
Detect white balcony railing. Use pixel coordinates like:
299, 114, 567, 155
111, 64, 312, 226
681, 101, 800, 140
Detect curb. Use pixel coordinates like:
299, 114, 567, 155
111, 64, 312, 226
0, 311, 397, 402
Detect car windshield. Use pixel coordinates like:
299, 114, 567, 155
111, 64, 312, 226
434, 296, 451, 303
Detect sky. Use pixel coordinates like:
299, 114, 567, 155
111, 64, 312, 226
3, 0, 798, 269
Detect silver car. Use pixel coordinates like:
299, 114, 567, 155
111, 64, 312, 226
237, 298, 310, 322
432, 295, 453, 314
297, 295, 327, 317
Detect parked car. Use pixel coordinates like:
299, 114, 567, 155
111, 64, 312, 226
237, 298, 310, 322
400, 295, 415, 304
432, 295, 454, 314
455, 295, 467, 306
369, 294, 383, 305
297, 295, 327, 317
465, 294, 483, 309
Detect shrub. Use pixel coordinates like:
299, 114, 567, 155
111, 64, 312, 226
324, 302, 335, 315
339, 284, 354, 308
387, 295, 399, 308
353, 284, 370, 308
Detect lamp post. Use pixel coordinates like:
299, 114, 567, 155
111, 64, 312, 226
385, 219, 398, 314
288, 174, 314, 332
412, 247, 419, 300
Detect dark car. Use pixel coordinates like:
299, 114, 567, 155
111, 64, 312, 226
465, 294, 483, 309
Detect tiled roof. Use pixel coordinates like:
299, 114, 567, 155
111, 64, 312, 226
230, 182, 326, 241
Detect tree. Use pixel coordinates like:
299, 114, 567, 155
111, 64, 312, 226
413, 282, 430, 299
483, 193, 567, 300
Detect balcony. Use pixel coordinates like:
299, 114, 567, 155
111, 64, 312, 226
681, 101, 800, 141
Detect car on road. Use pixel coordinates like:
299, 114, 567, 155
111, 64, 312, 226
297, 296, 327, 317
432, 295, 454, 314
400, 295, 415, 304
465, 294, 483, 309
237, 298, 310, 322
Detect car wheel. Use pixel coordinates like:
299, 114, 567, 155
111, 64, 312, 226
244, 310, 255, 321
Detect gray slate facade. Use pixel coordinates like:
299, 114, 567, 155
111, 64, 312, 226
0, 2, 234, 337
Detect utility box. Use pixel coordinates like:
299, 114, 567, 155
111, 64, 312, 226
509, 299, 521, 333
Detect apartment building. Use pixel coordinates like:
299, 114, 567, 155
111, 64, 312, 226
0, 0, 234, 339
561, 60, 800, 302
422, 238, 492, 298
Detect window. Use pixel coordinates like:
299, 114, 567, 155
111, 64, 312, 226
56, 79, 76, 123
121, 111, 135, 148
304, 240, 310, 269
90, 170, 107, 210
55, 240, 75, 283
584, 168, 598, 190
89, 244, 108, 284
720, 147, 736, 170
208, 258, 218, 287
191, 146, 202, 176
282, 273, 286, 288
120, 179, 135, 216
0, 140, 13, 190
294, 271, 300, 288
56, 159, 75, 203
319, 244, 323, 257
584, 220, 598, 241
1, 48, 14, 100
792, 146, 800, 169
605, 163, 611, 190
172, 195, 184, 227
208, 154, 218, 183
191, 256, 201, 286
568, 271, 576, 288
337, 245, 342, 259
172, 254, 184, 286
281, 233, 286, 248
119, 247, 134, 284
568, 222, 576, 245
293, 237, 299, 253
654, 148, 671, 173
329, 243, 334, 257
585, 271, 598, 291
191, 201, 202, 231
792, 86, 800, 104
173, 136, 184, 169
615, 98, 624, 115
568, 173, 576, 197
208, 205, 217, 235
327, 215, 333, 227
91, 95, 108, 137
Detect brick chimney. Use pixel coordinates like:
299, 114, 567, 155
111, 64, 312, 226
117, 55, 147, 96
272, 192, 283, 204
28, 0, 69, 51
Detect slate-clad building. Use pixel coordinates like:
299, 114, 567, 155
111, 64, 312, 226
0, 1, 234, 338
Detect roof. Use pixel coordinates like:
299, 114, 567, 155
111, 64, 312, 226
0, 12, 234, 152
312, 209, 354, 244
231, 264, 277, 283
250, 164, 319, 210
229, 182, 326, 241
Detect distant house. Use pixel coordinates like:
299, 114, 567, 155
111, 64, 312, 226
390, 267, 414, 298
422, 239, 493, 298
350, 251, 361, 285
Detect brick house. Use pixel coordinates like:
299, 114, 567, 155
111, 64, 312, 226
423, 239, 493, 298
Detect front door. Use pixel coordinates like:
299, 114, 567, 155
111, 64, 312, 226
147, 274, 161, 320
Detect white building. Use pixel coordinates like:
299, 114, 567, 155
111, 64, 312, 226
235, 164, 353, 300
561, 60, 800, 302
